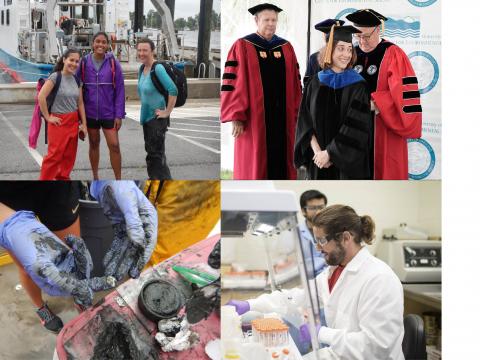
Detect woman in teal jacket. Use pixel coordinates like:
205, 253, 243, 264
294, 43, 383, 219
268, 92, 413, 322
136, 38, 178, 179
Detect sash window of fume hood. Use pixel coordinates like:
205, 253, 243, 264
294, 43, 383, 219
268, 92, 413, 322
221, 189, 327, 359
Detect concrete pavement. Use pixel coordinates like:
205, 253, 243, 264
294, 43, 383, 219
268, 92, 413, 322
0, 99, 220, 180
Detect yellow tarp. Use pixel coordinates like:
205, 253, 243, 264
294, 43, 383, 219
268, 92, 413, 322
0, 253, 13, 267
144, 180, 220, 267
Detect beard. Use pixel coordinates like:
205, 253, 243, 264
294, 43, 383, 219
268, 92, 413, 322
323, 241, 346, 266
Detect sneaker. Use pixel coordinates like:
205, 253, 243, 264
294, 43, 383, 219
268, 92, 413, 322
36, 303, 64, 334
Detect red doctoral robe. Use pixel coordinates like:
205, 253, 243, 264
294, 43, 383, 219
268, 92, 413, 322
355, 40, 423, 180
221, 33, 302, 180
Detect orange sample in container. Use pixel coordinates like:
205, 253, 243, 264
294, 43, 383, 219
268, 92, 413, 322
251, 318, 289, 347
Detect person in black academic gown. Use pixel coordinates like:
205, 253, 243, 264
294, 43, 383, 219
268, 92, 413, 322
294, 25, 373, 180
303, 19, 345, 86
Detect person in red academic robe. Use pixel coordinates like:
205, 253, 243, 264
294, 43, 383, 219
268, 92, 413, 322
346, 9, 422, 180
221, 3, 302, 180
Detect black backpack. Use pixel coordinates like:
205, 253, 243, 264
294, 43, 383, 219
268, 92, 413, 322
139, 61, 187, 107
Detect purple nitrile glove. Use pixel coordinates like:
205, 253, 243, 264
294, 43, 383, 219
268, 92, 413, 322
299, 323, 322, 344
226, 300, 250, 315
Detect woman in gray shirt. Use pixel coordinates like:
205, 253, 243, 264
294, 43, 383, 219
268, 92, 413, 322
38, 48, 87, 180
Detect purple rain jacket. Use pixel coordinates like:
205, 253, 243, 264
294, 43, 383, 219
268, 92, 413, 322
77, 52, 126, 121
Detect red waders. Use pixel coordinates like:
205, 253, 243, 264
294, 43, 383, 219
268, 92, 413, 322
39, 111, 79, 180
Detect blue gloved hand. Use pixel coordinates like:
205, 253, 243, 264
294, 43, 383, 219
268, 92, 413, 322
299, 323, 321, 344
90, 181, 158, 280
64, 234, 116, 292
225, 300, 250, 315
0, 211, 115, 307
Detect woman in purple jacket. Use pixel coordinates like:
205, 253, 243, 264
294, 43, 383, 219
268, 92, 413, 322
78, 32, 126, 180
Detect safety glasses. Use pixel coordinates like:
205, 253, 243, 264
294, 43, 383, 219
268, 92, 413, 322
313, 231, 346, 246
303, 205, 326, 211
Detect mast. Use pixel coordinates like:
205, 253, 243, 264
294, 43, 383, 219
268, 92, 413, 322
196, 0, 213, 77
134, 0, 144, 33
46, 0, 58, 59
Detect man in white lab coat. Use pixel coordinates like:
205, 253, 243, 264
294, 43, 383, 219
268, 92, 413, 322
227, 205, 405, 360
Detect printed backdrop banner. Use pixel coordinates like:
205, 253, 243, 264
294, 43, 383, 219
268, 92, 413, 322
221, 0, 441, 179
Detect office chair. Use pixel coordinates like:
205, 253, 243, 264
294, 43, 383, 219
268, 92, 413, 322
402, 314, 428, 360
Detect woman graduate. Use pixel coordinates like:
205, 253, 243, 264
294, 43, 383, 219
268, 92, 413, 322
294, 25, 372, 180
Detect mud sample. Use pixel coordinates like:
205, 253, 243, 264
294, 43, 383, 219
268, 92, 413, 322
138, 280, 183, 321
92, 322, 144, 360
89, 275, 117, 292
208, 240, 221, 269
186, 280, 220, 324
157, 317, 182, 337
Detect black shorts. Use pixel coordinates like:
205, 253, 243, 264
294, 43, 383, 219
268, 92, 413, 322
87, 118, 115, 130
0, 181, 81, 231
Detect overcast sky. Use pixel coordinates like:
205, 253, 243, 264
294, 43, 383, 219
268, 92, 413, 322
127, 0, 220, 20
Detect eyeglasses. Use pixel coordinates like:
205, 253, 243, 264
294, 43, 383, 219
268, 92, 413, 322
353, 26, 378, 41
303, 205, 326, 211
313, 231, 345, 246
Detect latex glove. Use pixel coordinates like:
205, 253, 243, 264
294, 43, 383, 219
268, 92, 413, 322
225, 300, 250, 315
299, 323, 321, 344
90, 181, 158, 280
0, 211, 98, 307
299, 306, 327, 347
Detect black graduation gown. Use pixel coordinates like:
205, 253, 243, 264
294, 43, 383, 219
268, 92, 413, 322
303, 52, 322, 86
294, 69, 372, 180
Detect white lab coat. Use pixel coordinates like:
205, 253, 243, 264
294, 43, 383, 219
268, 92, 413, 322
248, 247, 405, 360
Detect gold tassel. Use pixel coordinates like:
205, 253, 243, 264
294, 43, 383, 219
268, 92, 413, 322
324, 24, 335, 66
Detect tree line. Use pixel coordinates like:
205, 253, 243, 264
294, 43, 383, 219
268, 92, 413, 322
129, 10, 221, 31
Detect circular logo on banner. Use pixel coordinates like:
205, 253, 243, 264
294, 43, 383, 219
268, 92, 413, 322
354, 65, 363, 73
408, 51, 439, 94
367, 65, 377, 75
407, 0, 437, 7
408, 138, 436, 180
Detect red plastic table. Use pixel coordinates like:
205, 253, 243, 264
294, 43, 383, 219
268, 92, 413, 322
56, 234, 220, 360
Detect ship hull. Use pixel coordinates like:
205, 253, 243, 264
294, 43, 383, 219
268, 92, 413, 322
0, 49, 53, 83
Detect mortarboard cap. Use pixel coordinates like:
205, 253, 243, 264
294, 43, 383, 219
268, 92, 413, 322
346, 9, 388, 27
318, 25, 360, 43
248, 3, 283, 15
314, 19, 345, 31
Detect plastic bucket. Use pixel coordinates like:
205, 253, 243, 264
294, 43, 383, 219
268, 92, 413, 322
79, 200, 114, 278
